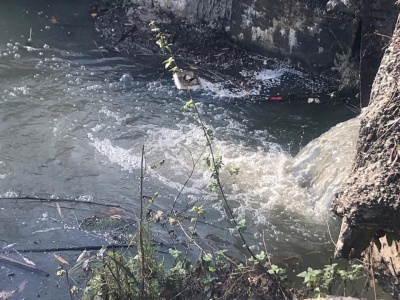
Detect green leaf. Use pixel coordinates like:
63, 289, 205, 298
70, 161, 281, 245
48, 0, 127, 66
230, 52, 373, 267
255, 251, 266, 262
181, 99, 196, 111
203, 253, 213, 262
163, 57, 174, 69
236, 219, 246, 230
189, 226, 197, 236
169, 249, 182, 259
208, 181, 218, 192
297, 271, 307, 278
228, 166, 240, 176
151, 192, 159, 203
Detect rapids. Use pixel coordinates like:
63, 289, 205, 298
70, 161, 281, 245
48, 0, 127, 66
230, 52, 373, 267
1, 1, 383, 298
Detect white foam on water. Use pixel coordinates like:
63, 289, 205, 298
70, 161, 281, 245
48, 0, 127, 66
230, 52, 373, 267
285, 117, 360, 215
199, 77, 260, 98
255, 69, 285, 81
87, 116, 314, 226
88, 133, 141, 173
99, 107, 132, 124
87, 96, 358, 230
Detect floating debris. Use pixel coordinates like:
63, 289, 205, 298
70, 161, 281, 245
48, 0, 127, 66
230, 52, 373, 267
173, 70, 200, 90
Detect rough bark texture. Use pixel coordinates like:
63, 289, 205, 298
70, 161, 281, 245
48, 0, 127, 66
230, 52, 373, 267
364, 233, 400, 298
360, 0, 399, 106
332, 12, 400, 295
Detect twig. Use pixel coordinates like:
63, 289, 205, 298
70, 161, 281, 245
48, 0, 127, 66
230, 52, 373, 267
368, 246, 377, 300
113, 25, 137, 47
171, 145, 206, 213
0, 254, 49, 276
0, 196, 137, 215
262, 230, 288, 300
65, 270, 74, 300
177, 221, 205, 257
139, 145, 146, 297
0, 245, 168, 254
374, 31, 392, 39
108, 254, 143, 294
190, 99, 264, 262
326, 212, 337, 247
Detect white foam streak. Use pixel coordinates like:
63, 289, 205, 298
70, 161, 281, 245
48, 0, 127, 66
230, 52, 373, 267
285, 117, 360, 214
88, 133, 141, 173
87, 107, 358, 227
255, 69, 284, 80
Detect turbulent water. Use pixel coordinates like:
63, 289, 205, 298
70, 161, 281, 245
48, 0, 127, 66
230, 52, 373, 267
0, 1, 377, 298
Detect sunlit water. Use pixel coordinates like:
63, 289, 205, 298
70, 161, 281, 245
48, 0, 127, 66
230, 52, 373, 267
0, 1, 388, 298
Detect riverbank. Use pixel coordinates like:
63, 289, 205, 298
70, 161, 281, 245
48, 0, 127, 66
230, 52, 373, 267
93, 1, 345, 105
332, 13, 400, 298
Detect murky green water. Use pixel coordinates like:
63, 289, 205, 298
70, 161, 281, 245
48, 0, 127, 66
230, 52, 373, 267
0, 1, 389, 298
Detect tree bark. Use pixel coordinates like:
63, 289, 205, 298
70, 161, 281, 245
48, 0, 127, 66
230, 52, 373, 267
332, 12, 400, 259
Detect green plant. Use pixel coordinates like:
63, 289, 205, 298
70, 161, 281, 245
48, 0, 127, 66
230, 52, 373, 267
297, 263, 365, 298
268, 264, 287, 278
83, 148, 164, 300
149, 21, 182, 74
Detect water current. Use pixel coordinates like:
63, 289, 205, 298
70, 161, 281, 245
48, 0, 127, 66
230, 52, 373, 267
0, 1, 389, 298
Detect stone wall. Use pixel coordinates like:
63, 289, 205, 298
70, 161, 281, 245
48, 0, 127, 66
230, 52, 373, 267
131, 0, 234, 26
228, 0, 359, 71
132, 0, 361, 71
128, 0, 398, 104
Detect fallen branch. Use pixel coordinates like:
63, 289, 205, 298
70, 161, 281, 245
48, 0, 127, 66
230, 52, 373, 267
0, 255, 49, 277
0, 244, 169, 255
0, 196, 136, 214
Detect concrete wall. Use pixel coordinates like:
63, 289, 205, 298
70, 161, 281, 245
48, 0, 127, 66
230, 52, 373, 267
227, 0, 359, 70
131, 0, 234, 26
132, 0, 361, 71
131, 0, 398, 99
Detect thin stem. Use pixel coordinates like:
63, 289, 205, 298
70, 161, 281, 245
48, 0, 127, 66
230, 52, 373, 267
139, 145, 146, 297
191, 102, 255, 259
171, 145, 206, 213
189, 98, 283, 294
65, 270, 74, 300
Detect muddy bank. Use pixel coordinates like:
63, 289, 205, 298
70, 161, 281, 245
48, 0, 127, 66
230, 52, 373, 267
94, 0, 399, 105
332, 13, 400, 297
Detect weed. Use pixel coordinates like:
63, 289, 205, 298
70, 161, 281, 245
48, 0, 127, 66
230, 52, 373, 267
297, 263, 365, 298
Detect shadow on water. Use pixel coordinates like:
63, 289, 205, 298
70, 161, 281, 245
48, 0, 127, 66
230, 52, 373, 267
0, 0, 391, 299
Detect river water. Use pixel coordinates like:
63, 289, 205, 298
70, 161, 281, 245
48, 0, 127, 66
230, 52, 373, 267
0, 1, 389, 298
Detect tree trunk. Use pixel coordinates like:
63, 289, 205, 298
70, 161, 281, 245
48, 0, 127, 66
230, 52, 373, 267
332, 11, 400, 296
